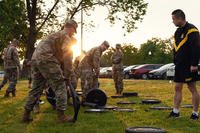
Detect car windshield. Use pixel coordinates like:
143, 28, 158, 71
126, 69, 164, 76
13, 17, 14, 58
134, 65, 146, 69
157, 63, 174, 70
124, 65, 136, 71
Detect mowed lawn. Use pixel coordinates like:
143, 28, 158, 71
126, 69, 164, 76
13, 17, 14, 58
0, 78, 200, 133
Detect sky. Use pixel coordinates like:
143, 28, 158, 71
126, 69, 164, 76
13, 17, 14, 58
72, 0, 200, 55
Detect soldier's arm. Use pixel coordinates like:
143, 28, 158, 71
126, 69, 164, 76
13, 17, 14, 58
189, 32, 200, 66
12, 48, 21, 69
112, 52, 122, 64
93, 49, 101, 76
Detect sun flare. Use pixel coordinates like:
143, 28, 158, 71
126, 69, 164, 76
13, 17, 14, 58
72, 44, 81, 59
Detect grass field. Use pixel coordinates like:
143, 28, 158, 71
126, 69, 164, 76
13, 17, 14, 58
0, 79, 200, 133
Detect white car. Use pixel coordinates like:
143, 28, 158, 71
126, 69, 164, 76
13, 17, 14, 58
0, 71, 5, 78
148, 63, 174, 79
166, 66, 175, 79
166, 64, 200, 79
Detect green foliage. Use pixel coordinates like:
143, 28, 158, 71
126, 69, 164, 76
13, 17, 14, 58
138, 37, 173, 64
68, 0, 148, 33
101, 37, 173, 67
0, 0, 148, 61
100, 44, 140, 67
0, 0, 28, 59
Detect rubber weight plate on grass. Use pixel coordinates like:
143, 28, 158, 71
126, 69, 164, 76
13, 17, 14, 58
123, 92, 138, 97
102, 105, 118, 110
181, 104, 193, 108
125, 127, 166, 133
150, 106, 172, 110
142, 99, 161, 104
84, 109, 108, 113
111, 95, 124, 98
113, 108, 136, 112
117, 101, 136, 105
86, 89, 107, 106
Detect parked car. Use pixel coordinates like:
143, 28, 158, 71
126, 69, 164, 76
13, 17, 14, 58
166, 65, 175, 79
123, 65, 139, 79
148, 63, 174, 79
99, 67, 112, 78
0, 71, 4, 78
131, 64, 163, 79
166, 64, 200, 79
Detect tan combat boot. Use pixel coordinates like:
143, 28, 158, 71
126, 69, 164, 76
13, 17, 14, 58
22, 109, 33, 123
57, 110, 74, 123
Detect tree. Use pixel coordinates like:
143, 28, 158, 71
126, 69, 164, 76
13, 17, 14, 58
100, 44, 139, 67
24, 0, 147, 61
0, 0, 148, 65
0, 0, 28, 63
138, 37, 173, 64
121, 44, 139, 65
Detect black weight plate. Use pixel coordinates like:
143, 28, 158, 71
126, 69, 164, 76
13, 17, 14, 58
142, 99, 161, 104
102, 105, 118, 110
111, 95, 124, 98
113, 108, 136, 112
126, 127, 166, 133
123, 92, 138, 97
117, 101, 136, 105
181, 104, 193, 108
84, 109, 108, 113
86, 89, 107, 106
150, 106, 172, 110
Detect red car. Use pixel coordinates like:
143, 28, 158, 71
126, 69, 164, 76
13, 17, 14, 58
131, 64, 163, 79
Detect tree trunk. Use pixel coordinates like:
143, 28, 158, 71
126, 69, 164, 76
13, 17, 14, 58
21, 0, 37, 78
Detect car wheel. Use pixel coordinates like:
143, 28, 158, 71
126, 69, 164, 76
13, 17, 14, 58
141, 74, 148, 79
124, 74, 130, 79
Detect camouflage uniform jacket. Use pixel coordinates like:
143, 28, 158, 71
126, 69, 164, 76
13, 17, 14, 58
32, 30, 74, 79
112, 50, 123, 70
4, 45, 20, 69
79, 46, 103, 75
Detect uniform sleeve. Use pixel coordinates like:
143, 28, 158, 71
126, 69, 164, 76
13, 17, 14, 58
93, 49, 101, 76
12, 48, 21, 69
188, 32, 200, 66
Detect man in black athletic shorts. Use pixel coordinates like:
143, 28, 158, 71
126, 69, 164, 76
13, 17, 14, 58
169, 9, 200, 120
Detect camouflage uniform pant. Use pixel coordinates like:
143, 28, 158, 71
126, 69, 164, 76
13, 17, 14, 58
2, 68, 18, 92
24, 60, 68, 111
80, 68, 98, 101
70, 73, 79, 90
113, 69, 124, 94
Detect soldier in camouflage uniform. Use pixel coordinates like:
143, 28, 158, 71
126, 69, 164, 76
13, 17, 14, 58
112, 44, 124, 95
70, 54, 84, 90
0, 39, 21, 97
79, 41, 110, 102
22, 20, 78, 123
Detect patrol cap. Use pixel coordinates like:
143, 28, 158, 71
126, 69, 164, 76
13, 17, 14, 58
116, 43, 121, 48
102, 40, 110, 48
64, 19, 78, 33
